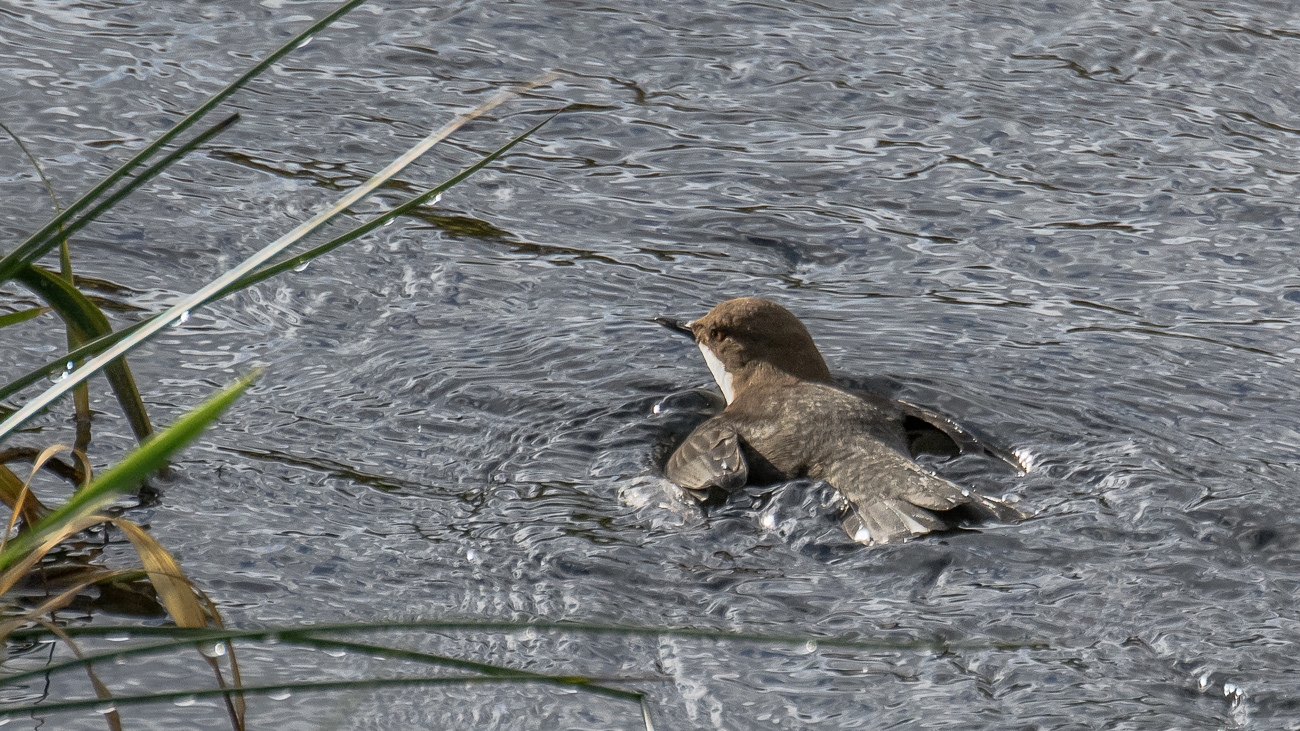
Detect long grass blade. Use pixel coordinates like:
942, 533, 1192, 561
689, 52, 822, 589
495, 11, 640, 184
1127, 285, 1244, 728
5, 619, 1049, 652
0, 675, 644, 720
0, 445, 72, 553
39, 622, 124, 731
0, 619, 1047, 711
2, 118, 93, 449
0, 0, 368, 283
193, 590, 246, 727
0, 568, 140, 640
0, 307, 48, 329
0, 121, 61, 207
113, 520, 245, 729
294, 636, 641, 702
111, 520, 207, 628
0, 78, 551, 444
0, 513, 109, 599
38, 114, 240, 258
0, 465, 48, 527
12, 265, 152, 442
0, 114, 557, 408
0, 373, 255, 575
222, 113, 558, 294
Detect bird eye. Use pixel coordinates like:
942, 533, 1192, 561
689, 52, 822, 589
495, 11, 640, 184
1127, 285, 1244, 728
711, 329, 726, 342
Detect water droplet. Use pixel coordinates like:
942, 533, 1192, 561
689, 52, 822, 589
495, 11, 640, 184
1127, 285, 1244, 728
802, 640, 818, 653
383, 218, 396, 226
293, 261, 309, 273
65, 361, 74, 371
466, 549, 478, 562
268, 689, 291, 701
430, 193, 442, 205
961, 489, 970, 497
173, 695, 197, 707
199, 641, 226, 658
1198, 672, 1212, 690
523, 628, 538, 641
178, 310, 191, 324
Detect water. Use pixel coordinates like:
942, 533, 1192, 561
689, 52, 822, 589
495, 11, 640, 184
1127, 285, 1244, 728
2, 0, 1299, 728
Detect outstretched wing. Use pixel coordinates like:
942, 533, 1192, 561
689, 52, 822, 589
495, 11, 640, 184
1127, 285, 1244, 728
665, 416, 748, 499
895, 398, 1027, 472
826, 442, 1019, 545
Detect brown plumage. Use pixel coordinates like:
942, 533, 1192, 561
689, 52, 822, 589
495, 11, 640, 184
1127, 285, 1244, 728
658, 297, 1021, 545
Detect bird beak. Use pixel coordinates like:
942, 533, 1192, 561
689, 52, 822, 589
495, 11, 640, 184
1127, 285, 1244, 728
652, 316, 696, 341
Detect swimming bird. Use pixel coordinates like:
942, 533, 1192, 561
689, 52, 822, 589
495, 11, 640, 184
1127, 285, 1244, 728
655, 297, 1020, 545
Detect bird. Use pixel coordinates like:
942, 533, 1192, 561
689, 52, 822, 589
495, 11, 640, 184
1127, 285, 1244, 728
654, 296, 1021, 545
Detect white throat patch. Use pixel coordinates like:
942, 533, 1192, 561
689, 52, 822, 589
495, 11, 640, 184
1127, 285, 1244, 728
698, 343, 736, 404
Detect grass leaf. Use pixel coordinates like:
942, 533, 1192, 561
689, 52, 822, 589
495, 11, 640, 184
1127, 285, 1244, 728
225, 113, 558, 295
0, 114, 557, 409
0, 307, 48, 329
0, 567, 140, 640
0, 78, 551, 443
41, 114, 241, 260
0, 444, 72, 552
39, 621, 124, 731
293, 636, 642, 702
0, 675, 644, 721
12, 264, 152, 442
0, 372, 255, 575
0, 464, 48, 527
0, 0, 367, 284
111, 520, 207, 628
0, 513, 109, 599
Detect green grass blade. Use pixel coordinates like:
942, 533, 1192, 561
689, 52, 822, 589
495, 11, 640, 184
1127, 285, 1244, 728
0, 120, 63, 212
0, 372, 255, 575
0, 321, 143, 406
0, 619, 1046, 698
0, 307, 48, 329
12, 265, 152, 442
0, 0, 367, 283
0, 676, 642, 721
0, 79, 548, 444
222, 113, 558, 295
295, 636, 642, 702
0, 113, 557, 409
43, 114, 240, 254
0, 620, 1047, 660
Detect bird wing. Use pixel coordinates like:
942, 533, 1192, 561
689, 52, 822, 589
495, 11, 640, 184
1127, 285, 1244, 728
665, 416, 748, 498
824, 444, 975, 545
894, 398, 1027, 472
832, 448, 1024, 545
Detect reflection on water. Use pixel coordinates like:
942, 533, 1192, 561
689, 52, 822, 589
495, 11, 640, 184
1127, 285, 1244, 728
2, 0, 1299, 726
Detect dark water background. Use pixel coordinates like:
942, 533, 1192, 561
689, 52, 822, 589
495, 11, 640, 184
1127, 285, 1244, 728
3, 0, 1299, 727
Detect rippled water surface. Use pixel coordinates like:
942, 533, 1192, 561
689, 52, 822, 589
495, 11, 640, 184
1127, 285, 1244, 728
3, 0, 1300, 727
